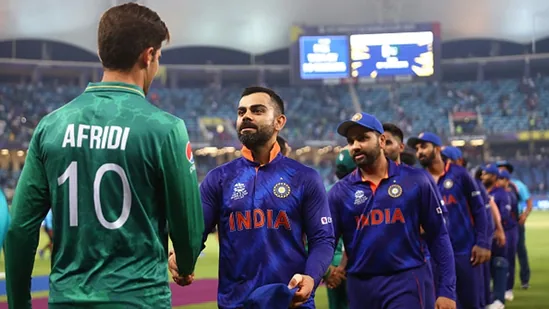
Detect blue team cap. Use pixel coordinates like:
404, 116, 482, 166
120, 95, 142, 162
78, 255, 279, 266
406, 132, 442, 148
243, 283, 298, 309
337, 112, 384, 137
495, 160, 514, 174
441, 146, 463, 161
498, 170, 511, 180
482, 163, 500, 176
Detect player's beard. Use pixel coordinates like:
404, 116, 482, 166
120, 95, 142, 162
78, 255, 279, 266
482, 177, 496, 188
353, 140, 382, 168
238, 121, 275, 150
385, 148, 399, 162
418, 150, 436, 168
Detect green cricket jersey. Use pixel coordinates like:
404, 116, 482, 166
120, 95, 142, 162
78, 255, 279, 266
4, 82, 205, 309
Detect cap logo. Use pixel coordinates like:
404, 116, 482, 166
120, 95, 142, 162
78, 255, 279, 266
351, 113, 362, 121
418, 132, 425, 138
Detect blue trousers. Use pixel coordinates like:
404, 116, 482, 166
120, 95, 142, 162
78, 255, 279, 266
491, 256, 509, 304
505, 227, 519, 290
517, 224, 531, 285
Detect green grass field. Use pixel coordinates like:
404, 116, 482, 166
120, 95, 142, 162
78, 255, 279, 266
2, 212, 549, 308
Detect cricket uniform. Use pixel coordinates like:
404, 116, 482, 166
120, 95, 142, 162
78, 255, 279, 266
4, 82, 205, 309
505, 185, 520, 291
435, 162, 489, 309
475, 178, 493, 307
328, 160, 456, 309
0, 189, 9, 248
511, 178, 531, 286
200, 143, 335, 309
488, 185, 511, 304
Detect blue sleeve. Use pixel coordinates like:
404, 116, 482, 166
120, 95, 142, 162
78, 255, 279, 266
419, 173, 457, 301
461, 170, 489, 249
0, 192, 9, 248
302, 172, 335, 288
45, 211, 53, 230
327, 186, 343, 242
199, 171, 221, 250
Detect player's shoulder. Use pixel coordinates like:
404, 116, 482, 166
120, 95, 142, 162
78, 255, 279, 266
398, 164, 432, 183
449, 163, 470, 178
203, 157, 248, 182
279, 156, 321, 178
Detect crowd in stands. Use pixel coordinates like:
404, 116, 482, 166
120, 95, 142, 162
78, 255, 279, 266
1, 76, 549, 197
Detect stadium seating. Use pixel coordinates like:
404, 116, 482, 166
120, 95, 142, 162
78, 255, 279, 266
1, 77, 548, 195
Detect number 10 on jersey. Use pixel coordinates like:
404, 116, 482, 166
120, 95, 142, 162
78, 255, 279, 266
57, 161, 132, 230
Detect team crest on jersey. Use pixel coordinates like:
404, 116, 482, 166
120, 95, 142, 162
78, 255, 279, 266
388, 184, 403, 198
351, 113, 362, 121
231, 183, 248, 200
354, 190, 367, 205
443, 179, 454, 189
273, 182, 291, 198
186, 142, 194, 164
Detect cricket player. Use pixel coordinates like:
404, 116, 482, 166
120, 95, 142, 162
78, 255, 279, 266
381, 123, 405, 163
0, 189, 9, 249
329, 112, 456, 309
409, 133, 490, 309
170, 86, 335, 308
4, 4, 204, 308
323, 149, 355, 309
496, 161, 532, 291
497, 170, 520, 301
481, 165, 510, 309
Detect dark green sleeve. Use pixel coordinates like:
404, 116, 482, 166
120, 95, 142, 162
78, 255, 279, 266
159, 120, 205, 276
5, 125, 50, 309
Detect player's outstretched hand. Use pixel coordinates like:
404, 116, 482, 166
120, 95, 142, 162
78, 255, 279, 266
435, 296, 456, 309
494, 228, 506, 247
470, 245, 491, 266
288, 274, 314, 308
168, 250, 195, 286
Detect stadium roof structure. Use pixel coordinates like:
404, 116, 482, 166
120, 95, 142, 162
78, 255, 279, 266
1, 0, 549, 55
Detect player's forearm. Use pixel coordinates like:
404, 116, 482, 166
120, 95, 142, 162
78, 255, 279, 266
427, 233, 457, 301
305, 235, 335, 287
525, 198, 533, 215
471, 202, 490, 249
5, 226, 40, 309
167, 191, 205, 276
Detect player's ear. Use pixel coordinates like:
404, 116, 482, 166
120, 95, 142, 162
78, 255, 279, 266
398, 141, 405, 152
141, 47, 156, 68
378, 132, 386, 148
274, 114, 286, 132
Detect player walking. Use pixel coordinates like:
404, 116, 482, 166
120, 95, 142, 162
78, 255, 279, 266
4, 4, 204, 308
409, 133, 491, 309
329, 112, 456, 309
169, 86, 335, 308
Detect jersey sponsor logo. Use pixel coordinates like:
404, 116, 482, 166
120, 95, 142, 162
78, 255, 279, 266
231, 183, 248, 200
273, 182, 291, 198
436, 206, 443, 214
321, 216, 332, 225
355, 208, 405, 230
471, 190, 480, 197
186, 141, 195, 164
388, 184, 402, 198
228, 209, 291, 232
354, 190, 367, 205
443, 179, 454, 189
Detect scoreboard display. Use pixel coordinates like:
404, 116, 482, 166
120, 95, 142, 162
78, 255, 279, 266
290, 23, 441, 84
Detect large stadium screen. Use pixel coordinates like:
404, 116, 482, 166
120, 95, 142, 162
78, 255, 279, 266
349, 31, 435, 80
299, 35, 350, 80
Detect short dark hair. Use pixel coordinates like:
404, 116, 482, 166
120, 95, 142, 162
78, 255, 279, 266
382, 123, 404, 142
98, 3, 170, 71
241, 86, 285, 115
277, 136, 288, 154
400, 152, 417, 166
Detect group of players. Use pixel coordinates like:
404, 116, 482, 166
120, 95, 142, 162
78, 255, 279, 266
0, 3, 533, 309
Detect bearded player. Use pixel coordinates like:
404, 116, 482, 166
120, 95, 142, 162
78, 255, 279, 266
5, 4, 204, 308
409, 133, 490, 309
329, 112, 456, 309
382, 123, 405, 163
169, 86, 335, 308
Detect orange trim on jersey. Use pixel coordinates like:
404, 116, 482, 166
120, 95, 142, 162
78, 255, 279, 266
241, 142, 281, 166
361, 169, 389, 194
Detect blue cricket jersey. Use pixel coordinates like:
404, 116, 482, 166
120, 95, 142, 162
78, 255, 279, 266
511, 178, 530, 214
488, 187, 512, 231
476, 179, 494, 236
505, 187, 519, 230
0, 189, 9, 248
328, 159, 456, 300
436, 163, 489, 255
200, 144, 335, 308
